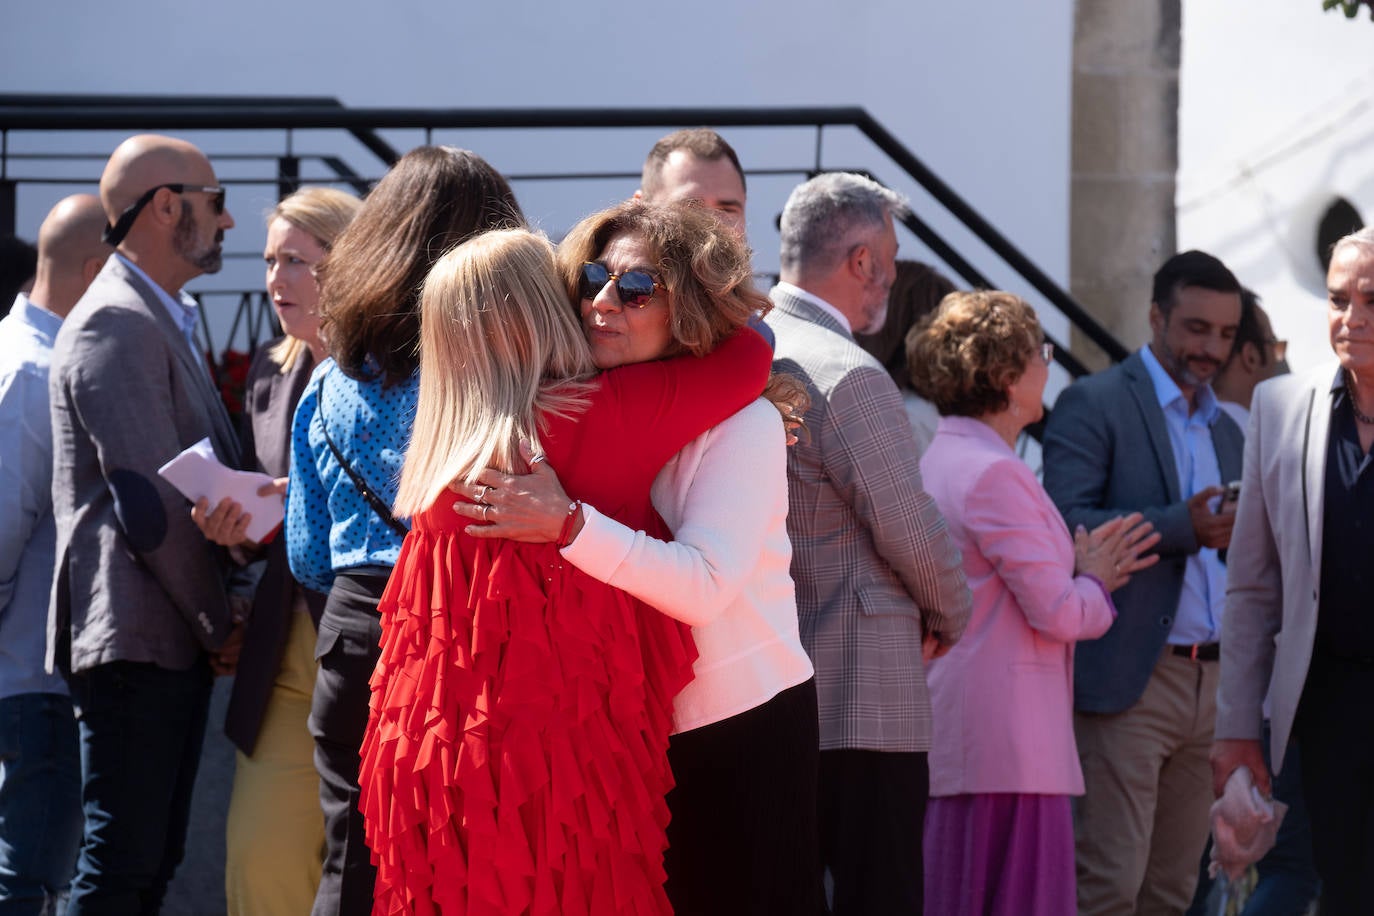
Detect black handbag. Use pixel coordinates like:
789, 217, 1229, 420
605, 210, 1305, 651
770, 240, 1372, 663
317, 385, 409, 537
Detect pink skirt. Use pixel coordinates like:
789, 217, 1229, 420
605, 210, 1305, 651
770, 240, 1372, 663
924, 793, 1075, 916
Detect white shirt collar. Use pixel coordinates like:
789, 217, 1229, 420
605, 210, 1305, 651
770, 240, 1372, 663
115, 252, 198, 333
1139, 343, 1220, 422
774, 281, 851, 334
10, 292, 63, 341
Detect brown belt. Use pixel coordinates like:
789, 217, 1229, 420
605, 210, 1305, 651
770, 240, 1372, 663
1169, 642, 1220, 662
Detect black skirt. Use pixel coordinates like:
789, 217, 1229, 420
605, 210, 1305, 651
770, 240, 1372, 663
663, 677, 825, 916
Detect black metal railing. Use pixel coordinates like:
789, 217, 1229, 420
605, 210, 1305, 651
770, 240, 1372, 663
0, 96, 1129, 391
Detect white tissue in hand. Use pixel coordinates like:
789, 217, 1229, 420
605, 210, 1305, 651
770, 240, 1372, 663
1208, 765, 1287, 881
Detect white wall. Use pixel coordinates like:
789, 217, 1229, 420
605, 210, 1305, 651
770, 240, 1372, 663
2, 0, 1075, 345
1180, 0, 1374, 372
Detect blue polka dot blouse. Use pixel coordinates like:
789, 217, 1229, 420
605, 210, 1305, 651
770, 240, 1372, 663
286, 358, 418, 595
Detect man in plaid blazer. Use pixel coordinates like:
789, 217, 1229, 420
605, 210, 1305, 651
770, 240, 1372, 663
765, 172, 972, 915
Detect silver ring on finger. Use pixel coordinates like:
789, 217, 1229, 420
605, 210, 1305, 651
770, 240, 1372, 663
482, 504, 491, 521
476, 485, 491, 503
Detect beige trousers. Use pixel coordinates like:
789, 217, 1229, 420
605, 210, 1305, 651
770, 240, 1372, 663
1073, 650, 1218, 916
225, 611, 325, 916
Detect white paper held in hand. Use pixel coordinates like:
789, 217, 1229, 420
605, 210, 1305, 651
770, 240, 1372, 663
157, 437, 284, 543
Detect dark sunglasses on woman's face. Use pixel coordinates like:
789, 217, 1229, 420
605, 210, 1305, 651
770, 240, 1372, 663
102, 183, 227, 245
579, 261, 664, 308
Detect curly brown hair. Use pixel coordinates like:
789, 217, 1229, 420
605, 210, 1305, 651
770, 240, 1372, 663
906, 290, 1041, 418
317, 146, 524, 387
555, 199, 768, 357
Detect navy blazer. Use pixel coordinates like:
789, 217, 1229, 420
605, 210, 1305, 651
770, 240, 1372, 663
1042, 350, 1244, 714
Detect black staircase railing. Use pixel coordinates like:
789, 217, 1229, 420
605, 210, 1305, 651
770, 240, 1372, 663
0, 97, 1130, 395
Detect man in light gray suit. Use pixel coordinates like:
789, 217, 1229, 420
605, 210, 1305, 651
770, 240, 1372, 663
1214, 227, 1374, 912
48, 134, 238, 913
764, 172, 972, 915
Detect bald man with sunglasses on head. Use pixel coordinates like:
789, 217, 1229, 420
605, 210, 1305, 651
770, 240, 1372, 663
48, 134, 240, 913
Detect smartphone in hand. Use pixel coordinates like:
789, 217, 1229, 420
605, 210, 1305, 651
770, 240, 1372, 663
1218, 480, 1241, 513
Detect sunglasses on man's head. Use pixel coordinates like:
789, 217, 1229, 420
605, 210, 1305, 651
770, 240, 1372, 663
102, 183, 227, 246
579, 261, 664, 308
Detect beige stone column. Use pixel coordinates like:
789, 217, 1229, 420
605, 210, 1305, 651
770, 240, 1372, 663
1070, 0, 1181, 368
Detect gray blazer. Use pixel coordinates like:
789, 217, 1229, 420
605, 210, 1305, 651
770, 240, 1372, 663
1042, 349, 1244, 714
48, 255, 241, 673
1216, 363, 1338, 775
765, 287, 971, 753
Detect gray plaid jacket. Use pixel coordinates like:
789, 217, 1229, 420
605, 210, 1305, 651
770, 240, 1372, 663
766, 287, 971, 752
48, 256, 241, 674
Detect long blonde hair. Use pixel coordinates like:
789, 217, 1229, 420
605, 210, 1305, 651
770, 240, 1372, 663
265, 186, 361, 371
394, 228, 597, 516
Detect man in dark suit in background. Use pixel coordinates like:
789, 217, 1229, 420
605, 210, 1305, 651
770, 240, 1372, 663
49, 134, 239, 913
1043, 250, 1244, 915
765, 171, 971, 915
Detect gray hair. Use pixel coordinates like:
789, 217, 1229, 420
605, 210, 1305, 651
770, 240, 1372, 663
778, 172, 910, 278
1334, 225, 1374, 257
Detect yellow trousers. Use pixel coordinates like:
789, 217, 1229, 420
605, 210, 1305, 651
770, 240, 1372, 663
226, 611, 325, 916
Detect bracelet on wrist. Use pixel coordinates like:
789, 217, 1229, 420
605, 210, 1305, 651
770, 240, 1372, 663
556, 500, 582, 548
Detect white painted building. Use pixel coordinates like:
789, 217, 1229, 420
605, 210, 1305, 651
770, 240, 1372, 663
1179, 0, 1374, 372
7, 1, 1367, 374
2, 0, 1077, 349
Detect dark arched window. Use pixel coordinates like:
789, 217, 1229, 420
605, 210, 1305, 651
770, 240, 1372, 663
1318, 197, 1364, 273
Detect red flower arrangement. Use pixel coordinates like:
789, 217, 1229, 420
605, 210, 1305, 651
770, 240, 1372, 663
211, 348, 253, 419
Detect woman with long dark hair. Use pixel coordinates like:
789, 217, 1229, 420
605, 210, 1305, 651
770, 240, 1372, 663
285, 146, 524, 916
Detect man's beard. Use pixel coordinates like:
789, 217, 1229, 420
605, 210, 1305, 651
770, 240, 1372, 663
1159, 342, 1220, 388
858, 278, 890, 335
173, 202, 223, 274
859, 301, 888, 336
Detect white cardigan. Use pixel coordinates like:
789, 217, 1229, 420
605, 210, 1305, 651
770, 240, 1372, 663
562, 398, 815, 733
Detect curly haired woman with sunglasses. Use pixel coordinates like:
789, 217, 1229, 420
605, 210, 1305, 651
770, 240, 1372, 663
444, 199, 824, 915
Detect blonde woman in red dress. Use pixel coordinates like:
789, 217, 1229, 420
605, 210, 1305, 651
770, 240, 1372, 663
359, 215, 772, 914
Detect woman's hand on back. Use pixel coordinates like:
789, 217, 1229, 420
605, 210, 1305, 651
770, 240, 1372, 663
1073, 512, 1161, 592
450, 440, 576, 543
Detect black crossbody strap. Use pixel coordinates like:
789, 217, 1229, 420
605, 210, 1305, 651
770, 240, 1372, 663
318, 383, 409, 537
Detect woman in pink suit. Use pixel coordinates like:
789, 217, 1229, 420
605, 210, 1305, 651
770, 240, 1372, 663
910, 291, 1160, 916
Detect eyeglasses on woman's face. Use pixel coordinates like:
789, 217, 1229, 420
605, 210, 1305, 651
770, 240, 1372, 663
579, 261, 664, 309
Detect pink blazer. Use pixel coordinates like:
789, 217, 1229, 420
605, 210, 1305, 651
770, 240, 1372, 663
921, 416, 1114, 796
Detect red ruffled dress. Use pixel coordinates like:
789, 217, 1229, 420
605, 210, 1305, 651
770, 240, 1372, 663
359, 329, 771, 915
